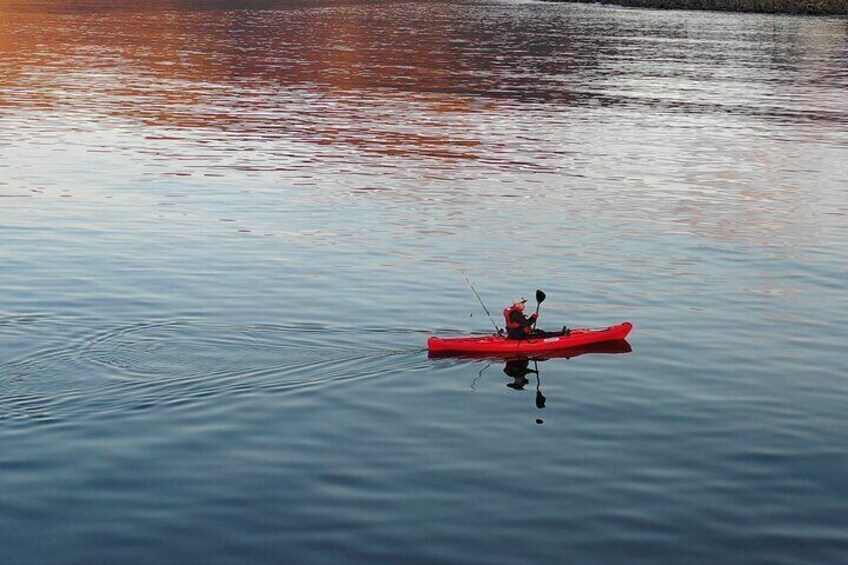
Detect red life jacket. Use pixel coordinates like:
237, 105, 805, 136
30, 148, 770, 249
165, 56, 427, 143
504, 305, 525, 332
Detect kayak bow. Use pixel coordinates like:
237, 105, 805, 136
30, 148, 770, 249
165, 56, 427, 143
427, 322, 633, 356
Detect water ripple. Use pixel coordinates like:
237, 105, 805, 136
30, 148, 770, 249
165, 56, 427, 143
0, 317, 427, 423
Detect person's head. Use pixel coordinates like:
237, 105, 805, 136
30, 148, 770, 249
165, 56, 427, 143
512, 297, 527, 311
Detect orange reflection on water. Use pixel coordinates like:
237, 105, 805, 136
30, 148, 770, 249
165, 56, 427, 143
1, 0, 844, 251
0, 0, 496, 161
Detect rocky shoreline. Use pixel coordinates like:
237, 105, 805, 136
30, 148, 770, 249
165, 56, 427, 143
549, 0, 848, 15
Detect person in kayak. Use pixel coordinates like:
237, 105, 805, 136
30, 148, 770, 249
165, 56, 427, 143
503, 297, 569, 340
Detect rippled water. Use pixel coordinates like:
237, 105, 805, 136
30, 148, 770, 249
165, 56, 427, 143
2, 1, 847, 563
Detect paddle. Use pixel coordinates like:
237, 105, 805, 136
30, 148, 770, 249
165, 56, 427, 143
532, 289, 546, 329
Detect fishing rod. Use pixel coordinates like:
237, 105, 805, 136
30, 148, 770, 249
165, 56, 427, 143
461, 270, 502, 334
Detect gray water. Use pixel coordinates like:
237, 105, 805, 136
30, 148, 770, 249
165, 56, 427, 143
2, 1, 847, 563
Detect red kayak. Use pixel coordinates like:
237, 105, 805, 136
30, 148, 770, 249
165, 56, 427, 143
427, 339, 632, 360
427, 322, 633, 356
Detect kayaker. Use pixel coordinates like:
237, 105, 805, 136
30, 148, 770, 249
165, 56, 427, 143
503, 297, 569, 340
504, 298, 537, 339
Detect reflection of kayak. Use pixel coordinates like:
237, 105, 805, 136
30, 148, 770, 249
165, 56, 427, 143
427, 322, 633, 357
428, 339, 632, 360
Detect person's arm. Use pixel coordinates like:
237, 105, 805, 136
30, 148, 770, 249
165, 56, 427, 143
510, 310, 537, 329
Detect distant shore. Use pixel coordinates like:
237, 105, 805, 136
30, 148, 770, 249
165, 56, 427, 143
549, 0, 848, 15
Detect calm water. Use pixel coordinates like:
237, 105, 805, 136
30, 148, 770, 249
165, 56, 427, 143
2, 0, 847, 563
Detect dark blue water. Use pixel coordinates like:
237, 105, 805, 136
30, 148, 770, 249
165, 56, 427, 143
2, 1, 847, 563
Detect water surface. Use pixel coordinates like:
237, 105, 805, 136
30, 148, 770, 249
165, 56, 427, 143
2, 1, 847, 563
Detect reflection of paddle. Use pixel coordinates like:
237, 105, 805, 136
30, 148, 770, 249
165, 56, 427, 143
532, 289, 546, 330
534, 359, 545, 424
534, 359, 546, 409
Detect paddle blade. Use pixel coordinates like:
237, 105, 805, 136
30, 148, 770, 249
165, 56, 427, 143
535, 289, 546, 303
536, 391, 546, 409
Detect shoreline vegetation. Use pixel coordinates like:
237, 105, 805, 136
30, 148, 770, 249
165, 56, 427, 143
549, 0, 848, 15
